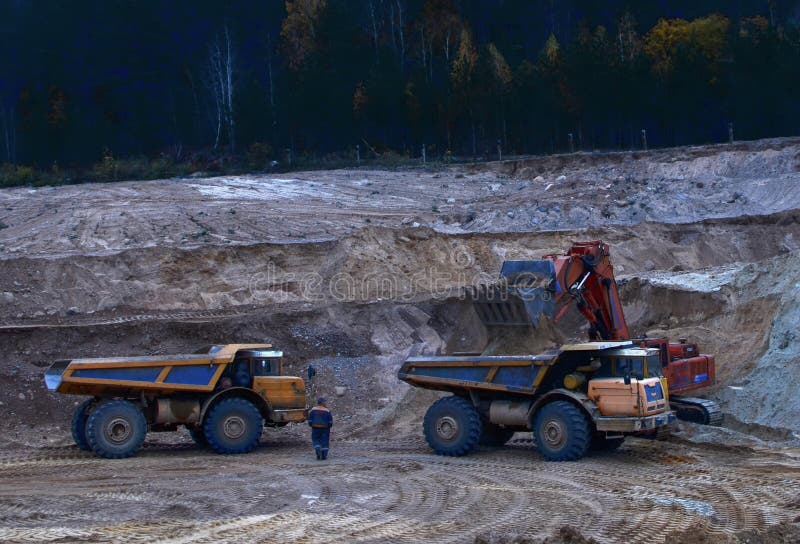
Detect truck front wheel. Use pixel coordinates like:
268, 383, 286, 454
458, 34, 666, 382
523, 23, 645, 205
203, 398, 262, 454
71, 398, 94, 451
423, 396, 482, 456
532, 401, 591, 461
85, 399, 148, 459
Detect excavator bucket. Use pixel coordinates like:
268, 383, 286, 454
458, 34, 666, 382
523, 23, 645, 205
468, 260, 558, 327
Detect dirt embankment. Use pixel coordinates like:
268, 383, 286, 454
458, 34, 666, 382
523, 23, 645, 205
1, 138, 799, 258
1, 211, 798, 325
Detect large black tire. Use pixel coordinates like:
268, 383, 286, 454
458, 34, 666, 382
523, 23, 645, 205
188, 426, 208, 448
71, 398, 94, 451
532, 401, 591, 461
479, 423, 516, 447
590, 434, 625, 452
203, 398, 262, 454
423, 396, 483, 456
85, 400, 147, 459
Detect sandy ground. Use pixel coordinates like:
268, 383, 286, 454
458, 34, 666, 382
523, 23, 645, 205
0, 433, 798, 544
1, 137, 800, 543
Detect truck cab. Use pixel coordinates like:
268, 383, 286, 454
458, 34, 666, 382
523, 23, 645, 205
586, 347, 670, 418
227, 349, 306, 414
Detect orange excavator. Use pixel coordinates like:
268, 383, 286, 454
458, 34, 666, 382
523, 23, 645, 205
469, 240, 722, 425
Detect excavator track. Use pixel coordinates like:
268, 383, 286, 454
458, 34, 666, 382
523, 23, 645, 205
670, 396, 723, 426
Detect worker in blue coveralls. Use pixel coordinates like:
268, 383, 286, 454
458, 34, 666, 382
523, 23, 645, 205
308, 398, 333, 460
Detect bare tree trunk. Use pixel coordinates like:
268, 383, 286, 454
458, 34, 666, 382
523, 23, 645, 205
429, 39, 433, 82
420, 26, 426, 81
210, 41, 223, 149
266, 32, 276, 141
445, 29, 451, 63
395, 0, 405, 69
224, 25, 235, 153
207, 26, 236, 151
471, 122, 476, 158
0, 100, 14, 164
369, 0, 380, 64
446, 124, 451, 152
389, 2, 396, 54
168, 87, 182, 161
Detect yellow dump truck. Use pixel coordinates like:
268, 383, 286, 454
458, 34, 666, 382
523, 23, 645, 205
45, 344, 307, 458
398, 341, 675, 461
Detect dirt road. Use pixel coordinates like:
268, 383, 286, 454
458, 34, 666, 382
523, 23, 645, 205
1, 434, 798, 544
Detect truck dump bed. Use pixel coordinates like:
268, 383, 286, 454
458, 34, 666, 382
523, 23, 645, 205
45, 344, 271, 396
398, 341, 633, 396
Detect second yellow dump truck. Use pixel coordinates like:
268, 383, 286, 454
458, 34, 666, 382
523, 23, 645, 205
45, 344, 307, 458
398, 341, 675, 461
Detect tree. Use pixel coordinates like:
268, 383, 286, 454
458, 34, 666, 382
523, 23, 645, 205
645, 14, 731, 145
208, 25, 236, 152
645, 14, 730, 77
280, 0, 327, 72
450, 27, 478, 155
475, 43, 512, 146
0, 93, 16, 163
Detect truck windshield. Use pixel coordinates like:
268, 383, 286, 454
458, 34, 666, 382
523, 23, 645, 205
617, 357, 645, 380
253, 359, 280, 376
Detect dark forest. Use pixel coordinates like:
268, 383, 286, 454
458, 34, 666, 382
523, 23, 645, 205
1, 1, 799, 182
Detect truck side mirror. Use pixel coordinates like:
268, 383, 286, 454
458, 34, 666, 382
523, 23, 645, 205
623, 371, 631, 386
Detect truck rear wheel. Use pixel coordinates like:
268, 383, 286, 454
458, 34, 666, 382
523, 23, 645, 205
203, 398, 262, 454
86, 400, 147, 459
479, 423, 515, 447
532, 401, 591, 461
71, 398, 94, 451
423, 396, 482, 456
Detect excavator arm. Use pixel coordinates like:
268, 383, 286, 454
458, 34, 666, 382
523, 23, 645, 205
546, 241, 630, 341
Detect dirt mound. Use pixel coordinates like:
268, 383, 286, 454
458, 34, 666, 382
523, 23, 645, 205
626, 251, 800, 433
481, 318, 567, 356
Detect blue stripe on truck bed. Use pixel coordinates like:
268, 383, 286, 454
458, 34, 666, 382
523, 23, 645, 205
493, 366, 535, 388
72, 367, 163, 382
411, 366, 489, 383
163, 364, 218, 386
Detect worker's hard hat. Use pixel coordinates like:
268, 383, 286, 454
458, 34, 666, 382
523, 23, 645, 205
316, 397, 327, 405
